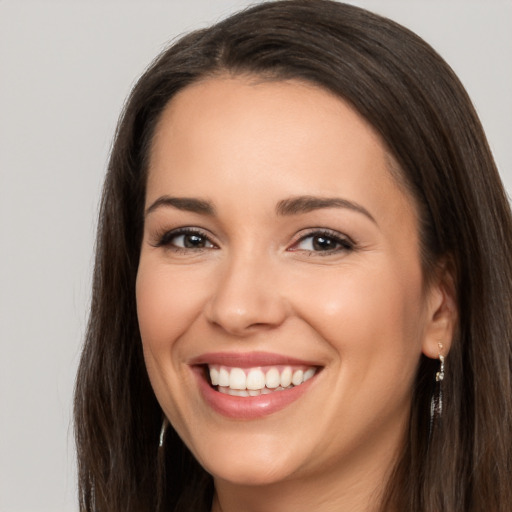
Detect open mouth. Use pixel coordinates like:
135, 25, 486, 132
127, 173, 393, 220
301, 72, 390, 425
205, 364, 319, 397
191, 354, 323, 418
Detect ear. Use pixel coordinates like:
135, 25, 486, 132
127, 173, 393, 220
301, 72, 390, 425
421, 261, 458, 359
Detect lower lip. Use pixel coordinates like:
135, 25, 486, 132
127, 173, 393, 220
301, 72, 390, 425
194, 367, 317, 420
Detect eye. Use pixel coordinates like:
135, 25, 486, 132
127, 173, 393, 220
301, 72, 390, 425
291, 230, 354, 254
155, 228, 216, 250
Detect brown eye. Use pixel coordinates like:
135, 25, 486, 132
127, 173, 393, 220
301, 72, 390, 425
180, 233, 209, 248
293, 231, 354, 253
157, 229, 215, 250
311, 235, 338, 251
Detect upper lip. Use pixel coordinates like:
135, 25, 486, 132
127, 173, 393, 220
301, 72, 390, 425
189, 351, 320, 368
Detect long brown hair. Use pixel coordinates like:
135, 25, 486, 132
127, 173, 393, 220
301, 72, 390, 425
74, 1, 512, 510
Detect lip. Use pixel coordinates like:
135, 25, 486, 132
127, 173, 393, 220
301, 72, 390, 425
189, 352, 321, 420
189, 351, 319, 368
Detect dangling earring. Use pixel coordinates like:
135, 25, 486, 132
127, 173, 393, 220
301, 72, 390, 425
429, 343, 445, 436
159, 417, 169, 448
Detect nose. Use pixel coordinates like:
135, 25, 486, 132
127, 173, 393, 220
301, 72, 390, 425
204, 252, 288, 336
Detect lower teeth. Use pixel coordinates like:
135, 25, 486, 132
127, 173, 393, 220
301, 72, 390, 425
217, 385, 294, 397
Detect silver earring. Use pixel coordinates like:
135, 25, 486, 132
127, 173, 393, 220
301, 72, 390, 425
159, 417, 169, 448
429, 343, 445, 435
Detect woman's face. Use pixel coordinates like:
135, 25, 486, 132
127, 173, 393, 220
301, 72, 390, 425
137, 77, 447, 488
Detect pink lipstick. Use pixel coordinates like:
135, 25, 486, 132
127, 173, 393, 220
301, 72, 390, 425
190, 352, 321, 419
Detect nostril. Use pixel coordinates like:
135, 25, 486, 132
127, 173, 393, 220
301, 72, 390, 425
203, 273, 289, 335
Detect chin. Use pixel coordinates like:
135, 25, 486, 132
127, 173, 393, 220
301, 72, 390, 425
205, 458, 294, 487
189, 431, 304, 487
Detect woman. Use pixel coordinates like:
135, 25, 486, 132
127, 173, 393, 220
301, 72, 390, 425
74, 1, 512, 511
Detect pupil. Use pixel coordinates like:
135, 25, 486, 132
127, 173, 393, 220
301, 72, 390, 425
312, 235, 335, 251
184, 234, 205, 248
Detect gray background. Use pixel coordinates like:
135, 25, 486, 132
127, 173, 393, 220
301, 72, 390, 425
1, 1, 511, 511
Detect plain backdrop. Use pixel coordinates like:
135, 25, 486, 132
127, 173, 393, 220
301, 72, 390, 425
1, 1, 511, 511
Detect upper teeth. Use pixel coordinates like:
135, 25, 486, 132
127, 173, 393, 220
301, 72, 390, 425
208, 365, 317, 391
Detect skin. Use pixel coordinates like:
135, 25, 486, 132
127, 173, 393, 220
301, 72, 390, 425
136, 76, 456, 512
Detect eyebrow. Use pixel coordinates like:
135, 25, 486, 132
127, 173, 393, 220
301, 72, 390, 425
145, 196, 215, 217
276, 195, 377, 224
145, 194, 376, 224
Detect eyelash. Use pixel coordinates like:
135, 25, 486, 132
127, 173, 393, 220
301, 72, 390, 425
153, 227, 216, 253
152, 227, 355, 255
290, 229, 355, 255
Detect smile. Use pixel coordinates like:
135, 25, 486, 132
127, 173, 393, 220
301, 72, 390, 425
190, 352, 322, 419
209, 365, 317, 397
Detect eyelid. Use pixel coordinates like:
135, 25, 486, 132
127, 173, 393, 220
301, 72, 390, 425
288, 228, 355, 253
151, 226, 218, 249
149, 226, 355, 254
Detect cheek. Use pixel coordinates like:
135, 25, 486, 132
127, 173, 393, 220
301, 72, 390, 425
291, 262, 426, 444
292, 259, 426, 372
135, 261, 208, 431
136, 262, 206, 352
135, 261, 211, 419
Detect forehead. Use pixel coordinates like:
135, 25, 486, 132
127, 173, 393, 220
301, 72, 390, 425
147, 76, 416, 228
149, 75, 381, 165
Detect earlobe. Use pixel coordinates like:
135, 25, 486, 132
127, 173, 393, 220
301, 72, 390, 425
421, 264, 458, 360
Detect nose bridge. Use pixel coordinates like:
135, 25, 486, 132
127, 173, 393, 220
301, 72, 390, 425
205, 245, 287, 335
